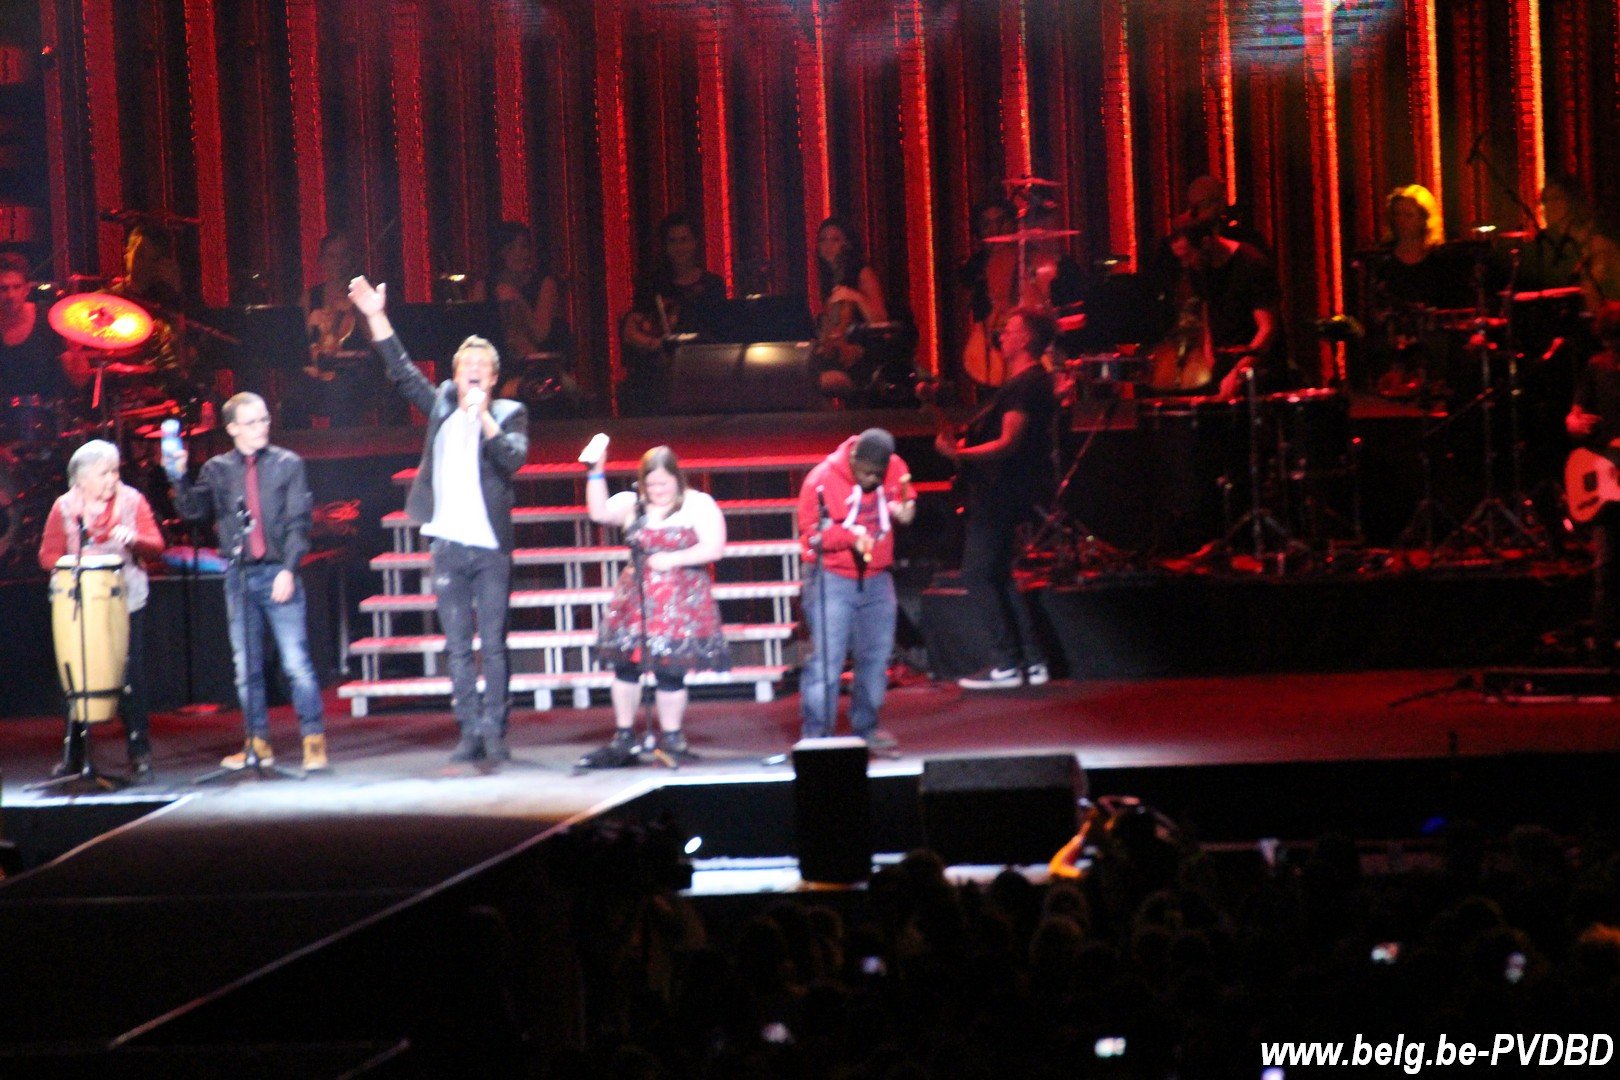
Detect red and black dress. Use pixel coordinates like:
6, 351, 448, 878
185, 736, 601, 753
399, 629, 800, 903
597, 489, 730, 677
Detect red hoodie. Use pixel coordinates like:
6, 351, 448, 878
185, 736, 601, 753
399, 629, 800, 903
797, 435, 913, 579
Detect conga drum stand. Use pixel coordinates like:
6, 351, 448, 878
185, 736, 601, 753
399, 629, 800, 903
27, 552, 130, 794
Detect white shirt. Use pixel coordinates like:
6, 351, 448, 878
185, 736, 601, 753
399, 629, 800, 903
605, 487, 720, 539
422, 406, 499, 550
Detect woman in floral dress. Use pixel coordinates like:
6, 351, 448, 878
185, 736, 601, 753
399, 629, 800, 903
578, 440, 729, 766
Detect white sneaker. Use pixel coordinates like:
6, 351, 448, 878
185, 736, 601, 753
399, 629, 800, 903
958, 666, 1025, 690
1025, 663, 1050, 686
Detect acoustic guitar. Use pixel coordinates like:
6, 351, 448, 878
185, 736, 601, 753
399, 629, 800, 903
1565, 447, 1620, 524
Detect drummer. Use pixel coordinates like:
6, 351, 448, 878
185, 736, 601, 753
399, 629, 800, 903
0, 252, 71, 402
37, 439, 165, 782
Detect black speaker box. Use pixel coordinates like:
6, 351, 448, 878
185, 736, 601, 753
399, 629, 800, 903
792, 738, 872, 884
919, 753, 1086, 866
668, 341, 820, 413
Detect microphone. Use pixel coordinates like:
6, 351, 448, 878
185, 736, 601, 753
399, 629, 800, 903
815, 484, 830, 525
1540, 337, 1567, 364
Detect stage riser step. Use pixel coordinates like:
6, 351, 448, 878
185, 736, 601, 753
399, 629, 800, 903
350, 623, 794, 656
392, 455, 826, 488
361, 582, 801, 614
369, 540, 801, 574
381, 498, 800, 532
337, 665, 788, 714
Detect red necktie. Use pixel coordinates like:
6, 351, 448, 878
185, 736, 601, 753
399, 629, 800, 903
245, 453, 268, 560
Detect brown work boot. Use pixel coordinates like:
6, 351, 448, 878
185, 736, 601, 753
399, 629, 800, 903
220, 737, 275, 770
302, 734, 329, 772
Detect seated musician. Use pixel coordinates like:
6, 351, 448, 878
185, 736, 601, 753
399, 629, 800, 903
813, 215, 889, 404
0, 252, 71, 404
1525, 174, 1620, 312
1566, 302, 1620, 664
471, 220, 579, 413
1365, 184, 1470, 397
619, 212, 726, 415
1167, 214, 1284, 398
284, 230, 391, 427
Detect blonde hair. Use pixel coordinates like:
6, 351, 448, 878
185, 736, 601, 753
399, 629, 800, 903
1385, 184, 1444, 248
453, 335, 501, 379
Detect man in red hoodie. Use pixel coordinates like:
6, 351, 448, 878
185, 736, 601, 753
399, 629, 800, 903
797, 428, 916, 749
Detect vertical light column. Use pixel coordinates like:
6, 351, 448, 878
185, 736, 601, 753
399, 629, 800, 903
1099, 0, 1137, 271
1404, 0, 1443, 210
1452, 1, 1489, 226
1202, 0, 1236, 203
999, 0, 1031, 182
1347, 43, 1386, 249
80, 0, 122, 276
895, 0, 939, 377
594, 0, 634, 409
1302, 0, 1344, 381
493, 2, 530, 225
695, 3, 735, 294
39, 0, 70, 278
182, 0, 228, 306
389, 1, 430, 302
1545, 0, 1589, 185
1143, 23, 1175, 231
1508, 0, 1546, 212
795, 0, 832, 311
286, 0, 326, 289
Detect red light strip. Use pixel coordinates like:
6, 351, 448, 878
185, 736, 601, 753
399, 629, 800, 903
1452, 1, 1489, 227
896, 0, 939, 377
39, 0, 70, 280
696, 5, 735, 294
1546, 0, 1588, 186
183, 0, 228, 307
1508, 0, 1546, 216
594, 0, 634, 409
796, 0, 832, 315
1348, 42, 1384, 249
1000, 0, 1031, 183
1202, 0, 1236, 208
80, 0, 122, 277
1099, 0, 1137, 272
286, 0, 326, 291
389, 1, 430, 302
1303, 0, 1344, 381
1404, 0, 1443, 210
493, 2, 530, 225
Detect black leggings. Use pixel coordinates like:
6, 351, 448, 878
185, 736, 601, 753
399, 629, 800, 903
614, 662, 685, 693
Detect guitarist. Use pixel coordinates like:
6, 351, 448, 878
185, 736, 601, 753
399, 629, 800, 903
936, 306, 1056, 690
1566, 301, 1620, 662
1168, 215, 1284, 398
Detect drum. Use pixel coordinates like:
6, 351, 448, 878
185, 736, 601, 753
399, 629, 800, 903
3, 394, 60, 444
1269, 388, 1351, 481
49, 553, 130, 724
1141, 396, 1246, 551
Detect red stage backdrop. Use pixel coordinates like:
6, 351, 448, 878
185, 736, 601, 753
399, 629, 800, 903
6, 0, 1620, 407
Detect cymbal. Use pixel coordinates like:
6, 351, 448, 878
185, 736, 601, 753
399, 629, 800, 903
97, 361, 158, 376
1504, 285, 1582, 303
48, 292, 154, 350
1002, 176, 1062, 189
983, 227, 1080, 245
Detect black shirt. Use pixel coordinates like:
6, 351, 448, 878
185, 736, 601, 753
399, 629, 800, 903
0, 311, 69, 399
964, 363, 1057, 514
173, 445, 313, 572
631, 270, 727, 339
1575, 350, 1620, 451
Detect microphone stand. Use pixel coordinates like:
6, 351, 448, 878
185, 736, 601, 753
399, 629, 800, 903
764, 487, 834, 768
29, 520, 128, 793
194, 496, 301, 784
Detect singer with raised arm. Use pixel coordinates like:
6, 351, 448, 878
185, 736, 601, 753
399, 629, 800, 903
166, 392, 329, 772
349, 276, 529, 764
38, 440, 165, 782
795, 429, 915, 752
576, 440, 729, 768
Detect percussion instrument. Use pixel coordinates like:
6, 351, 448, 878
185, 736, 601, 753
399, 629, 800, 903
47, 292, 154, 351
1268, 388, 1352, 481
1142, 396, 1246, 550
3, 394, 61, 445
49, 553, 130, 725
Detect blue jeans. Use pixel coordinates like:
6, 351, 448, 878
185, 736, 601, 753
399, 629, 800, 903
431, 539, 512, 734
225, 563, 324, 738
799, 567, 896, 739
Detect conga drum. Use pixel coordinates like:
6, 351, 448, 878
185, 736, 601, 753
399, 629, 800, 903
49, 553, 130, 724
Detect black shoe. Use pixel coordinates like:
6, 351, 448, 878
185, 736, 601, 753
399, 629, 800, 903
656, 730, 696, 763
577, 729, 639, 770
50, 759, 83, 779
957, 665, 1025, 690
482, 730, 512, 763
129, 756, 155, 784
449, 732, 486, 763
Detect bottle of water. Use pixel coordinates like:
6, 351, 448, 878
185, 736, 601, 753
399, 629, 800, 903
160, 418, 184, 479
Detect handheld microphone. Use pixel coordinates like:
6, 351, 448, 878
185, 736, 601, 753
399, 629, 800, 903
816, 484, 830, 524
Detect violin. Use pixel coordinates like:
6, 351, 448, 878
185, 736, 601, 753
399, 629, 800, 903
813, 294, 863, 370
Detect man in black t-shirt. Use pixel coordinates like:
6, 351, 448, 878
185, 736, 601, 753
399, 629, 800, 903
1566, 302, 1620, 662
937, 306, 1056, 689
0, 253, 70, 404
1169, 216, 1284, 397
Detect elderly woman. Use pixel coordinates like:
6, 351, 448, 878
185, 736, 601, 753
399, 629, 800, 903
38, 440, 165, 781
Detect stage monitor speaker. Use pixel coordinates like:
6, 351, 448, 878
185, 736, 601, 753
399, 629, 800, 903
668, 341, 820, 413
792, 737, 871, 884
919, 753, 1086, 866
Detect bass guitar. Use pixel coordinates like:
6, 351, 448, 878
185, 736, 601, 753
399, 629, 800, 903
1565, 446, 1620, 524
